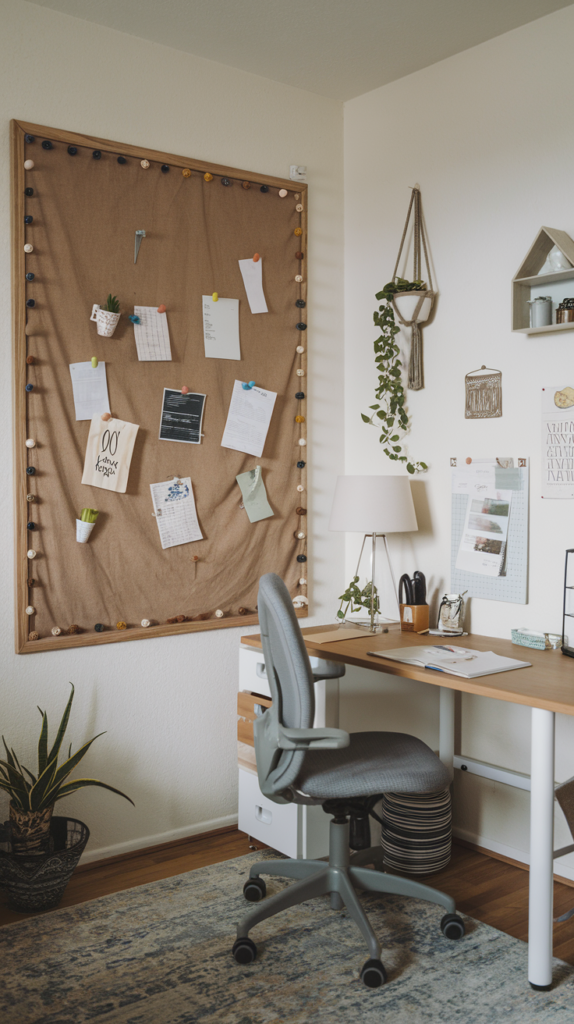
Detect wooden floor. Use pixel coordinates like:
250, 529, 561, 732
1, 828, 574, 965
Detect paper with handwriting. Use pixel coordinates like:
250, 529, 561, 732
81, 415, 139, 493
150, 477, 202, 549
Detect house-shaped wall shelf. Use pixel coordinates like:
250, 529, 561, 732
512, 227, 574, 334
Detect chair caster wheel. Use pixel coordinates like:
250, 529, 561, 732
243, 877, 266, 902
232, 936, 257, 965
360, 958, 387, 988
441, 913, 465, 940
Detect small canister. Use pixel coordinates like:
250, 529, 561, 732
528, 296, 553, 328
556, 298, 574, 324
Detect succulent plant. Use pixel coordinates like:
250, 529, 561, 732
103, 294, 120, 314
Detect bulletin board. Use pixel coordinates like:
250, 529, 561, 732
11, 120, 308, 653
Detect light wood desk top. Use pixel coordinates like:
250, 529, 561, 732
241, 623, 574, 717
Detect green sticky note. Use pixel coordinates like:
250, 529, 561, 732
236, 466, 274, 523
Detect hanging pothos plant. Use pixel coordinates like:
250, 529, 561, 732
361, 279, 428, 475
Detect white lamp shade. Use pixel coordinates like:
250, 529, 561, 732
329, 475, 418, 534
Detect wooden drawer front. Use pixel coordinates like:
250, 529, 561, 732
238, 690, 272, 746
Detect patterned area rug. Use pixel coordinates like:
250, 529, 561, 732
2, 850, 574, 1024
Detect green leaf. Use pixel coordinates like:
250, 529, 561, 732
37, 710, 48, 777
390, 435, 399, 442
336, 610, 344, 619
407, 463, 415, 474
360, 413, 371, 423
46, 683, 76, 766
51, 778, 134, 806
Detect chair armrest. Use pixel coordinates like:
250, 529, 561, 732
278, 726, 350, 751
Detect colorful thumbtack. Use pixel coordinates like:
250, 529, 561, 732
295, 275, 303, 283
25, 188, 34, 197
25, 384, 34, 392
24, 244, 34, 253
27, 521, 36, 530
26, 272, 35, 280
26, 299, 35, 307
101, 412, 112, 422
24, 160, 34, 170
129, 314, 141, 324
51, 627, 62, 636
204, 172, 213, 181
92, 150, 102, 159
296, 484, 305, 492
28, 631, 40, 641
295, 416, 305, 423
296, 346, 305, 354
25, 438, 36, 448
296, 506, 307, 516
26, 494, 36, 502
26, 467, 36, 475
25, 606, 35, 615
253, 253, 260, 262
94, 623, 104, 632
295, 531, 306, 540
297, 460, 306, 469
295, 392, 305, 399
215, 609, 224, 618
182, 168, 192, 177
296, 322, 307, 331
67, 624, 80, 634
297, 555, 308, 563
298, 438, 307, 446
242, 381, 256, 390
25, 135, 35, 144
295, 251, 304, 260
116, 621, 127, 630
181, 386, 189, 395
192, 555, 199, 562
27, 549, 37, 559
68, 146, 77, 155
91, 357, 98, 368
157, 304, 167, 313
141, 159, 150, 169
260, 185, 269, 193
161, 164, 170, 174
221, 177, 230, 186
278, 189, 288, 198
141, 619, 151, 627
294, 227, 302, 236
242, 181, 251, 190
238, 607, 249, 615
296, 369, 305, 377
42, 140, 53, 150
212, 292, 218, 302
24, 215, 33, 224
296, 299, 306, 308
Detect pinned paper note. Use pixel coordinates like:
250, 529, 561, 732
81, 415, 139, 493
133, 306, 172, 361
236, 466, 274, 523
202, 296, 240, 359
238, 258, 268, 314
69, 361, 110, 421
150, 477, 203, 549
221, 380, 277, 458
159, 389, 206, 444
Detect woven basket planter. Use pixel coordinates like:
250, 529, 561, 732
0, 816, 89, 911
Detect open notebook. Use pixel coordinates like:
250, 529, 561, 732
367, 645, 531, 679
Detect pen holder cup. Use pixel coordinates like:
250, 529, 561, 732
400, 604, 429, 633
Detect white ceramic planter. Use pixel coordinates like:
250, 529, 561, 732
90, 304, 120, 338
76, 519, 95, 543
393, 291, 434, 325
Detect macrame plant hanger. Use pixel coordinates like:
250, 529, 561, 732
391, 186, 434, 391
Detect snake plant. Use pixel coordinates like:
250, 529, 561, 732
0, 684, 133, 812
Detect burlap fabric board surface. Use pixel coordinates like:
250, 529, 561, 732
17, 126, 306, 647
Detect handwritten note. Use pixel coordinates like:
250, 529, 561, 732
202, 296, 240, 360
133, 306, 172, 361
221, 381, 276, 458
81, 415, 139, 493
69, 361, 110, 421
541, 385, 574, 498
238, 258, 268, 314
150, 477, 203, 549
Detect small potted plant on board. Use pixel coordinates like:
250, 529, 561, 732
90, 294, 121, 337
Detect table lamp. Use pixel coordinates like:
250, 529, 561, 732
329, 475, 418, 632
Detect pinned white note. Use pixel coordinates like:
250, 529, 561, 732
238, 258, 268, 314
133, 306, 172, 361
221, 381, 276, 458
202, 296, 241, 360
81, 415, 139, 493
150, 477, 203, 550
69, 361, 110, 421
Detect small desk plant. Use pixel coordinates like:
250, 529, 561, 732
0, 684, 130, 909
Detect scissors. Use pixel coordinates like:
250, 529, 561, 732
399, 571, 426, 605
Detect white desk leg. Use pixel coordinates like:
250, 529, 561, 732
528, 707, 555, 990
439, 687, 455, 780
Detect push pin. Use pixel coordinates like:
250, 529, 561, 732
181, 386, 189, 395
157, 304, 167, 314
134, 230, 146, 264
212, 292, 218, 302
101, 412, 112, 422
141, 619, 151, 628
91, 357, 98, 368
253, 253, 260, 262
129, 314, 141, 324
242, 381, 256, 390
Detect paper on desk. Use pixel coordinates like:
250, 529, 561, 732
221, 380, 276, 458
238, 258, 268, 314
133, 306, 172, 361
236, 466, 274, 523
304, 628, 370, 644
69, 361, 110, 421
81, 414, 139, 493
202, 296, 241, 360
150, 476, 202, 550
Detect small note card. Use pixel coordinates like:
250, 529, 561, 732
133, 306, 172, 361
81, 415, 139, 493
69, 361, 110, 421
202, 296, 241, 360
150, 477, 203, 550
221, 380, 277, 458
236, 466, 274, 523
159, 389, 206, 444
238, 258, 268, 314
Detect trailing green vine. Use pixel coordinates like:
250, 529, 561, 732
336, 576, 380, 622
362, 282, 428, 475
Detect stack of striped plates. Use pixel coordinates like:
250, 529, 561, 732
380, 789, 452, 875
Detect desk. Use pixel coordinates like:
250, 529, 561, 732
241, 623, 574, 990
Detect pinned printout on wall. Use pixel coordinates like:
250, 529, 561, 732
221, 381, 277, 458
202, 296, 241, 359
150, 477, 203, 550
69, 361, 110, 421
133, 306, 172, 361
81, 415, 139, 493
236, 466, 274, 523
159, 389, 206, 444
541, 385, 574, 499
238, 258, 268, 314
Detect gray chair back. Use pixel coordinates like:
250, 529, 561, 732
257, 573, 315, 796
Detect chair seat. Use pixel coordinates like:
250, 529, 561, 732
294, 731, 451, 800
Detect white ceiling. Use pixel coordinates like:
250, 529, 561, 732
27, 0, 573, 101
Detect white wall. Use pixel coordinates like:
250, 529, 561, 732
344, 5, 574, 876
0, 0, 345, 860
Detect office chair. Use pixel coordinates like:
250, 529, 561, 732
232, 573, 465, 988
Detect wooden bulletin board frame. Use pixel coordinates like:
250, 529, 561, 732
11, 120, 308, 653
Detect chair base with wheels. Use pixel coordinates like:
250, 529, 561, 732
233, 805, 465, 987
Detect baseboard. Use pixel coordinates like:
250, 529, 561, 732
79, 813, 239, 866
453, 826, 574, 888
